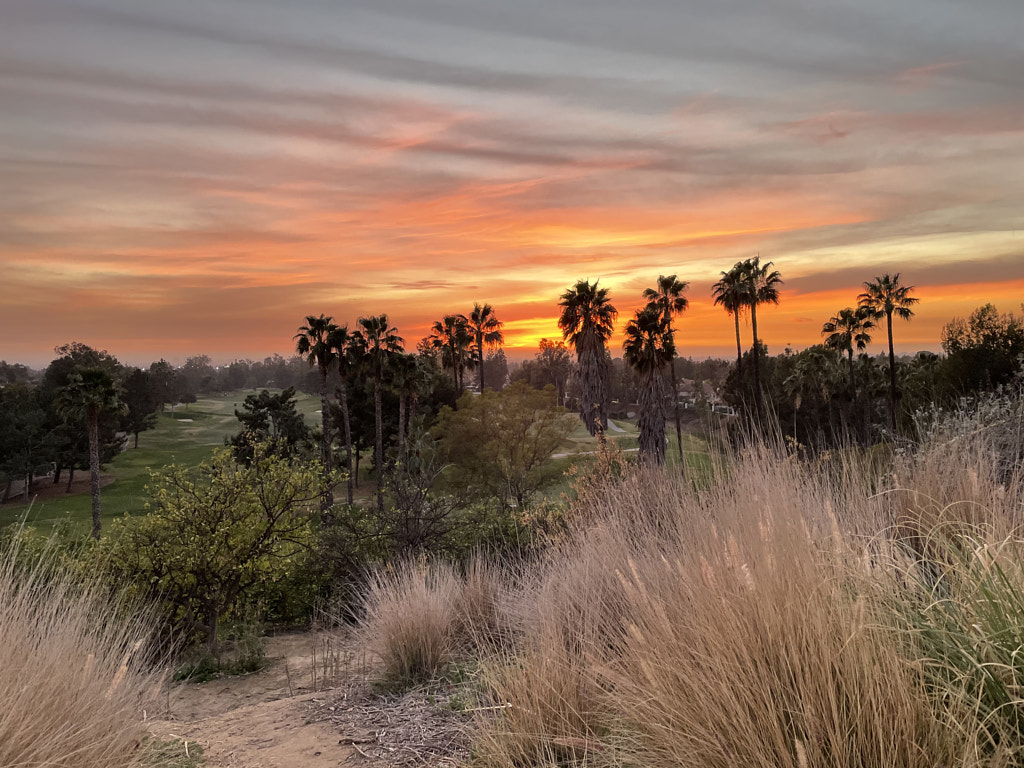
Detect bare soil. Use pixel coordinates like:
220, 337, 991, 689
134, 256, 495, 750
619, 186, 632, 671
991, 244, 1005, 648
1, 473, 115, 506
147, 631, 472, 768
148, 632, 363, 768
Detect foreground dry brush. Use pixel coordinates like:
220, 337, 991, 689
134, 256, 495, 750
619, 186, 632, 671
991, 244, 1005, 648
362, 397, 1024, 767
0, 539, 162, 768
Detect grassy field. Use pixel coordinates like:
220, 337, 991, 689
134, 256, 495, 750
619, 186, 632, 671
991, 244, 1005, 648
1, 392, 714, 532
0, 390, 324, 531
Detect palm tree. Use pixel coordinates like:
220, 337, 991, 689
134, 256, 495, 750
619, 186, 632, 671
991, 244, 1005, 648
428, 315, 474, 394
643, 275, 689, 465
295, 314, 340, 514
461, 302, 504, 392
623, 306, 675, 465
822, 307, 875, 395
388, 352, 422, 456
558, 279, 617, 437
56, 368, 122, 539
822, 307, 875, 441
739, 256, 783, 419
711, 263, 747, 373
354, 314, 404, 512
859, 273, 919, 433
330, 325, 356, 504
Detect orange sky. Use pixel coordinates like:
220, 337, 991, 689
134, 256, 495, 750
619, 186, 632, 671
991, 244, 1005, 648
1, 0, 1022, 368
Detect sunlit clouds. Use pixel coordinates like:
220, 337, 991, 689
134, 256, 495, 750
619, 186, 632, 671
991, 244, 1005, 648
1, 0, 1022, 366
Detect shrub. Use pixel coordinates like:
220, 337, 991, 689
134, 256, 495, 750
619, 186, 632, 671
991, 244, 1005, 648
473, 402, 1024, 768
360, 560, 461, 685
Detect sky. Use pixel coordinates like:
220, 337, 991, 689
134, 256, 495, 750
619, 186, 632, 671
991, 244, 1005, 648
1, 0, 1022, 368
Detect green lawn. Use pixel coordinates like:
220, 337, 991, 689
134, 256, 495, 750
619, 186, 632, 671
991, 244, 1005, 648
0, 390, 323, 532
1, 391, 716, 533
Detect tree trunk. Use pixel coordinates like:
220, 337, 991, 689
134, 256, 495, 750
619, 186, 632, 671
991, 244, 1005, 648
66, 465, 75, 493
847, 350, 860, 444
669, 357, 684, 473
578, 338, 607, 437
53, 463, 62, 485
734, 311, 743, 373
354, 445, 361, 488
23, 470, 31, 502
750, 304, 763, 421
88, 410, 101, 539
134, 430, 140, 449
319, 369, 334, 520
398, 396, 407, 456
638, 369, 666, 466
206, 601, 220, 661
478, 347, 486, 392
2, 478, 11, 504
338, 379, 354, 505
887, 312, 898, 434
374, 371, 384, 514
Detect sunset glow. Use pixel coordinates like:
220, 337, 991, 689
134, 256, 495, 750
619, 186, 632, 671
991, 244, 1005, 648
2, 0, 1021, 367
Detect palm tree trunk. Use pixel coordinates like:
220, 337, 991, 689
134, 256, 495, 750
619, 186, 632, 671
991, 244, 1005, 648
398, 396, 407, 456
750, 304, 763, 421
319, 370, 334, 518
669, 357, 684, 472
374, 372, 384, 514
886, 312, 898, 434
450, 346, 459, 393
847, 350, 859, 443
638, 369, 666, 466
338, 379, 354, 504
88, 411, 101, 539
478, 347, 486, 392
734, 311, 743, 372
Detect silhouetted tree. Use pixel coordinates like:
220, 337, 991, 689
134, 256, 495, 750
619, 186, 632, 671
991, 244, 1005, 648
295, 314, 341, 515
353, 314, 404, 513
121, 368, 158, 449
558, 280, 617, 437
623, 306, 675, 465
643, 274, 689, 464
461, 302, 504, 392
859, 273, 918, 433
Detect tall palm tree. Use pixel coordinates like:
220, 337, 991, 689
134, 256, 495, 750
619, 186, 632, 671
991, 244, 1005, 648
56, 368, 122, 539
859, 273, 919, 433
643, 275, 689, 465
712, 262, 747, 373
388, 352, 421, 456
558, 279, 617, 437
822, 307, 875, 441
330, 325, 356, 505
354, 314, 404, 512
822, 307, 875, 396
461, 302, 504, 392
295, 314, 340, 514
428, 315, 473, 394
739, 256, 783, 419
623, 306, 675, 465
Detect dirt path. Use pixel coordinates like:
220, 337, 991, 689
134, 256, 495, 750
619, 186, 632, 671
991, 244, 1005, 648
148, 631, 366, 768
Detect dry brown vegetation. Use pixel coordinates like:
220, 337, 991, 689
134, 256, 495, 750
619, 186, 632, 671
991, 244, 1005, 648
359, 396, 1024, 767
0, 537, 162, 768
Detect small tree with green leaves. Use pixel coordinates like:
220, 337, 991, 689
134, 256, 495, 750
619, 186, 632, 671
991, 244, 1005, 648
104, 445, 332, 656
